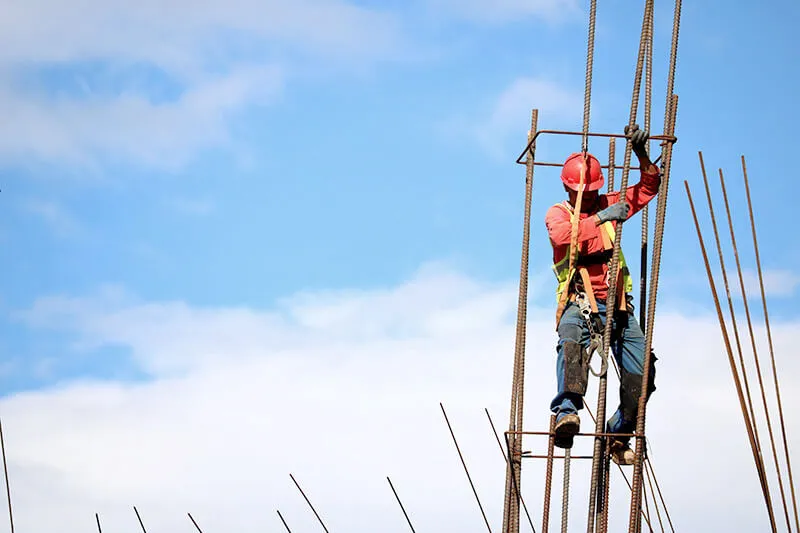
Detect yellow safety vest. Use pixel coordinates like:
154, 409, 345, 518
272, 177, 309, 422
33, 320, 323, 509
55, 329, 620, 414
551, 202, 633, 303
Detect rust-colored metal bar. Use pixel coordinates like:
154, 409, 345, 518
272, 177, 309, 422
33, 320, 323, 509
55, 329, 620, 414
508, 430, 636, 439
534, 161, 640, 171
485, 409, 535, 532
290, 473, 330, 533
277, 510, 293, 532
387, 477, 416, 533
607, 138, 616, 192
95, 513, 102, 533
503, 109, 538, 533
700, 154, 761, 427
641, 473, 653, 533
698, 153, 766, 484
516, 130, 676, 165
561, 448, 572, 533
441, 403, 492, 532
0, 419, 14, 533
719, 166, 792, 529
628, 91, 679, 533
684, 179, 778, 532
133, 506, 148, 533
644, 462, 664, 532
542, 415, 556, 533
646, 459, 675, 532
188, 512, 204, 532
583, 403, 655, 532
629, 0, 683, 525
742, 154, 800, 531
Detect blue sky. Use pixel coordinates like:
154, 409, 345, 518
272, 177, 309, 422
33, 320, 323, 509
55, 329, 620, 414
0, 0, 798, 531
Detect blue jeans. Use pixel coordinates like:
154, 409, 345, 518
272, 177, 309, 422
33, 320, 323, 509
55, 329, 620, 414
550, 298, 656, 442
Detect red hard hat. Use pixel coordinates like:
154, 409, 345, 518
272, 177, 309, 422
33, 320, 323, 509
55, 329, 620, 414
560, 152, 604, 191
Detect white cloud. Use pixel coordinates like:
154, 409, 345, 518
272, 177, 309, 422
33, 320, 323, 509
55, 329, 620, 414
23, 199, 85, 238
737, 268, 800, 300
4, 263, 800, 531
0, 0, 408, 170
445, 76, 582, 158
1, 65, 284, 170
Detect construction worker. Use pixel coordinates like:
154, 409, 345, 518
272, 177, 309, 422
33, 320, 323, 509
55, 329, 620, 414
544, 124, 659, 465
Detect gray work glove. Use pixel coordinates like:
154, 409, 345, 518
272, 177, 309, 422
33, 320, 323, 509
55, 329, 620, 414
624, 123, 649, 159
596, 201, 630, 223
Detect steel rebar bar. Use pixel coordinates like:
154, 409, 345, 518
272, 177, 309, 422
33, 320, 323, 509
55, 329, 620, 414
742, 154, 800, 531
387, 477, 416, 533
277, 510, 293, 532
188, 512, 204, 533
684, 179, 778, 532
290, 473, 331, 533
441, 403, 492, 532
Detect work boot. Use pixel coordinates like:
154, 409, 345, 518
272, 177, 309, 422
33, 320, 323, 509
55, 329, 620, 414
609, 439, 635, 466
553, 413, 580, 449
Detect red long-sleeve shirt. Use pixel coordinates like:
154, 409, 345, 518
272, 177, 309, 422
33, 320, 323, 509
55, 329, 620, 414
545, 167, 661, 300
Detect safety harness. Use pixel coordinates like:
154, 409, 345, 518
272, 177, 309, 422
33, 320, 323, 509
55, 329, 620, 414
552, 201, 634, 376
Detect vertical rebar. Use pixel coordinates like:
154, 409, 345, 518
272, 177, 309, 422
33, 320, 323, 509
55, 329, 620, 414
607, 138, 616, 192
684, 179, 778, 532
503, 109, 538, 533
628, 92, 679, 533
290, 473, 331, 533
95, 513, 102, 533
644, 460, 664, 533
719, 167, 791, 529
561, 449, 572, 533
640, 0, 654, 332
543, 415, 556, 533
486, 409, 536, 533
441, 403, 492, 533
742, 154, 800, 531
581, 0, 598, 152
589, 2, 653, 530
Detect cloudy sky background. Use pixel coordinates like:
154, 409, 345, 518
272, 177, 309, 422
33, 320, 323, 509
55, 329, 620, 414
0, 0, 798, 531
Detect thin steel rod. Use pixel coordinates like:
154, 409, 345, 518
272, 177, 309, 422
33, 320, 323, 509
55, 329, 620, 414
742, 154, 800, 531
641, 471, 653, 533
290, 473, 331, 533
646, 458, 675, 532
589, 1, 654, 527
629, 92, 679, 533
630, 0, 683, 526
95, 513, 102, 533
698, 153, 765, 475
0, 419, 14, 533
583, 400, 655, 532
188, 512, 204, 533
542, 415, 556, 533
504, 109, 538, 533
683, 179, 778, 532
561, 449, 572, 533
508, 430, 636, 438
644, 460, 664, 532
133, 506, 148, 533
277, 510, 293, 532
387, 477, 417, 533
719, 166, 792, 529
580, 0, 598, 152
639, 0, 654, 333
485, 409, 536, 532
516, 129, 676, 165
441, 403, 493, 533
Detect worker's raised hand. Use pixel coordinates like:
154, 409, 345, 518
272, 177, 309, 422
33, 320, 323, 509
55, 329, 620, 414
624, 123, 649, 159
596, 201, 630, 224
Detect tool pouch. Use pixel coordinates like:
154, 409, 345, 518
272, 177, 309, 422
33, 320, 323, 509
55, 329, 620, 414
563, 340, 591, 396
